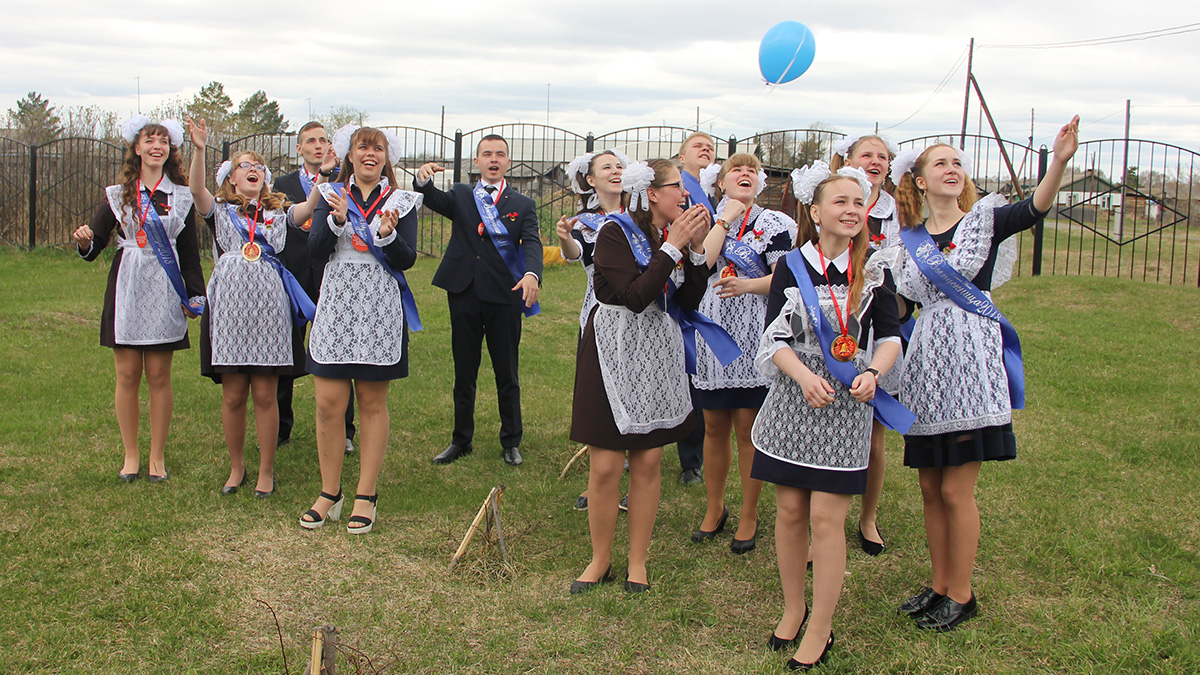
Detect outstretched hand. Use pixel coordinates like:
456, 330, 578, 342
1053, 115, 1081, 162
186, 117, 207, 149
417, 162, 446, 182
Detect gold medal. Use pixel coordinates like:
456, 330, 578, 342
241, 241, 261, 262
830, 334, 857, 362
720, 264, 737, 279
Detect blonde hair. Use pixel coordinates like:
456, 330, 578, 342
712, 153, 762, 202
677, 131, 715, 158
801, 175, 872, 312
895, 144, 978, 228
215, 150, 288, 211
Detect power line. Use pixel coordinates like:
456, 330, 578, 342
879, 47, 969, 131
979, 22, 1200, 49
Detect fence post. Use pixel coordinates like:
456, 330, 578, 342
728, 135, 737, 156
585, 133, 594, 153
221, 141, 230, 162
1031, 146, 1048, 276
27, 145, 38, 250
453, 130, 463, 184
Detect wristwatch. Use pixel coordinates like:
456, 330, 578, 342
864, 367, 880, 383
319, 168, 335, 177
716, 218, 730, 230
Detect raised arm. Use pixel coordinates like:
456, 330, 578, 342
186, 118, 215, 216
412, 162, 456, 217
1032, 116, 1080, 213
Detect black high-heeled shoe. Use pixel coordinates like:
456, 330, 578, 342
347, 493, 378, 535
221, 470, 247, 496
254, 474, 275, 498
690, 506, 728, 542
768, 602, 808, 651
299, 489, 344, 530
859, 525, 885, 556
569, 565, 614, 594
786, 630, 834, 671
731, 518, 759, 554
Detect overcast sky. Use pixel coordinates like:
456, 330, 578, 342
5, 1, 1198, 149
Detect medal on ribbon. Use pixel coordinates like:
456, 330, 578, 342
817, 241, 857, 362
135, 175, 164, 248
240, 203, 263, 262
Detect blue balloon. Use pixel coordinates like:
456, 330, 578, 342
759, 21, 816, 85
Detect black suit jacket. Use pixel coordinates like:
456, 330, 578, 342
273, 170, 322, 300
415, 180, 543, 306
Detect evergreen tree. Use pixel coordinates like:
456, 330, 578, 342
6, 91, 63, 145
186, 81, 234, 139
235, 90, 288, 135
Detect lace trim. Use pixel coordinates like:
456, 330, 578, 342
593, 303, 692, 435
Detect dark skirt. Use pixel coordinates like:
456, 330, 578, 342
100, 249, 190, 351
695, 386, 768, 411
200, 309, 307, 383
751, 449, 867, 495
903, 422, 1017, 469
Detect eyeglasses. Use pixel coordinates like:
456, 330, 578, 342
236, 161, 267, 173
655, 181, 684, 189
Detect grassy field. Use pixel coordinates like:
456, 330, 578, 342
1, 247, 1197, 674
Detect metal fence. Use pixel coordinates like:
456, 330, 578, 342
3, 125, 1198, 287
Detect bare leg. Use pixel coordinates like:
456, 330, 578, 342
793, 491, 851, 664
941, 462, 982, 603
699, 409, 733, 530
249, 374, 279, 492
141, 351, 174, 476
859, 419, 888, 545
305, 376, 350, 519
918, 467, 950, 594
625, 446, 663, 585
577, 447, 624, 582
773, 486, 811, 640
732, 407, 763, 539
351, 380, 390, 519
112, 348, 144, 474
220, 374, 251, 487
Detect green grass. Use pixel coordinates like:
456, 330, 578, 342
1, 247, 1197, 674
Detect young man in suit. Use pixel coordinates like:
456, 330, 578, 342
673, 131, 716, 486
415, 134, 542, 466
272, 121, 356, 455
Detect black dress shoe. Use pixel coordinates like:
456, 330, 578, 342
679, 467, 703, 486
786, 630, 833, 671
221, 470, 247, 496
569, 565, 613, 594
147, 471, 169, 483
118, 471, 139, 483
432, 443, 473, 464
276, 436, 291, 447
623, 572, 651, 594
731, 519, 759, 554
254, 475, 275, 498
859, 525, 885, 556
916, 593, 978, 631
768, 602, 808, 651
691, 506, 728, 542
502, 446, 523, 466
898, 586, 945, 618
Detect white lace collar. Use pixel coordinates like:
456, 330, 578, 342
801, 240, 850, 274
870, 190, 895, 219
139, 174, 176, 195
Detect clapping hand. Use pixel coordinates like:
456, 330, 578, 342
377, 209, 399, 238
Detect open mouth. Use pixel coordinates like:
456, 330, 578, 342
736, 177, 753, 188
362, 157, 379, 168
247, 174, 260, 184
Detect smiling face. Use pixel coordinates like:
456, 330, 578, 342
846, 138, 891, 191
586, 152, 624, 197
678, 134, 715, 175
914, 145, 966, 200
720, 163, 759, 204
810, 177, 867, 240
350, 132, 387, 184
296, 125, 329, 168
134, 130, 171, 171
474, 138, 510, 183
647, 166, 689, 226
228, 152, 267, 200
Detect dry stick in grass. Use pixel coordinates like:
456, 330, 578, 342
559, 445, 589, 479
449, 486, 506, 570
254, 597, 289, 675
302, 625, 337, 675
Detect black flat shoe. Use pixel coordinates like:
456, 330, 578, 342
768, 603, 808, 651
569, 565, 613, 594
859, 525, 885, 556
623, 572, 651, 594
691, 506, 728, 542
916, 593, 978, 632
731, 519, 759, 554
898, 586, 945, 618
147, 471, 169, 483
786, 630, 833, 671
118, 470, 139, 483
221, 470, 247, 496
254, 475, 275, 498
433, 443, 472, 464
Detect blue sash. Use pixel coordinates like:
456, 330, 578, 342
574, 212, 608, 230
898, 226, 1024, 409
681, 170, 713, 214
607, 213, 741, 374
226, 204, 316, 326
783, 250, 915, 433
298, 169, 314, 198
140, 192, 205, 315
721, 215, 771, 279
472, 184, 540, 317
329, 183, 423, 332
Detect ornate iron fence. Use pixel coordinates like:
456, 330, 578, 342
5, 126, 1197, 286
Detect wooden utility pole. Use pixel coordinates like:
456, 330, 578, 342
960, 38, 974, 150
1118, 99, 1131, 238
970, 75, 1025, 199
